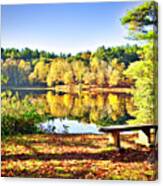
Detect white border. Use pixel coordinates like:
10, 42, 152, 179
0, 0, 151, 5
0, 0, 162, 186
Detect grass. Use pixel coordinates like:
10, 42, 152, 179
1, 133, 157, 180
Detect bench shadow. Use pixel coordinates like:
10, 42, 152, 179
1, 148, 157, 163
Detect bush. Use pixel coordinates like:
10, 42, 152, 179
1, 91, 47, 136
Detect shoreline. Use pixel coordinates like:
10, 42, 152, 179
2, 85, 134, 94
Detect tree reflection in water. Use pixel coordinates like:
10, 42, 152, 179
26, 91, 136, 133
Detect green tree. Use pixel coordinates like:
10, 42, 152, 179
122, 1, 158, 124
121, 1, 158, 40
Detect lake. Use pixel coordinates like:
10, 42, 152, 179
6, 89, 136, 134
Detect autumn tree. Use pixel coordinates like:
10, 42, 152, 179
71, 60, 87, 83
29, 59, 50, 84
47, 58, 74, 86
108, 59, 125, 86
2, 59, 31, 86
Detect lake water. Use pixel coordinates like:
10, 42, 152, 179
40, 118, 100, 134
10, 90, 135, 134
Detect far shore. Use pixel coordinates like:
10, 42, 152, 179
2, 85, 134, 94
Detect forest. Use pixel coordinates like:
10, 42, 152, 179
1, 44, 140, 87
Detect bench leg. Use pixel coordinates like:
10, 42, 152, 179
113, 131, 120, 149
142, 128, 151, 145
153, 128, 158, 147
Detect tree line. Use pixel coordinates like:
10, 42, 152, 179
1, 45, 139, 87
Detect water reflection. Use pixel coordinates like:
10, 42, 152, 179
29, 91, 135, 126
8, 90, 136, 133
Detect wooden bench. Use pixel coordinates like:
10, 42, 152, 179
99, 124, 158, 149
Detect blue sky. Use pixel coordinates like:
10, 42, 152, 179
1, 2, 143, 54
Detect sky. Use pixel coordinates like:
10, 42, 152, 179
1, 1, 143, 54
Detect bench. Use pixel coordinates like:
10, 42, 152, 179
99, 124, 158, 149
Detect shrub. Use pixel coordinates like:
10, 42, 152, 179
1, 91, 47, 136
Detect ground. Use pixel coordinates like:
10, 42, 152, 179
1, 134, 157, 180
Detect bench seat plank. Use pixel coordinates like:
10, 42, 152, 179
99, 124, 158, 132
